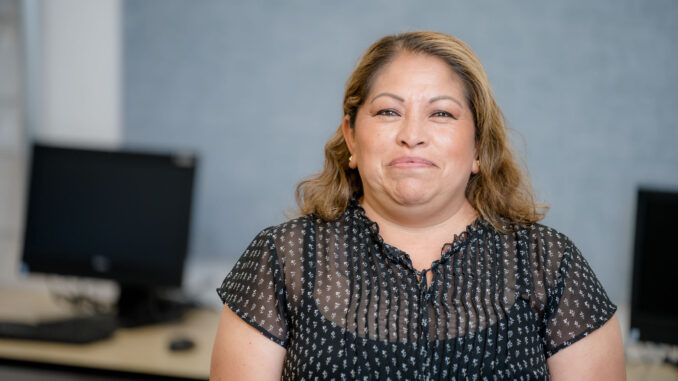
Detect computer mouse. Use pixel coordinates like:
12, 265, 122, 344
169, 336, 195, 351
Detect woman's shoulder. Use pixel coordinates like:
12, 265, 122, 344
523, 222, 575, 247
486, 219, 579, 263
259, 208, 357, 242
500, 221, 587, 280
252, 214, 317, 248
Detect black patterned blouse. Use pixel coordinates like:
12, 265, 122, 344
217, 198, 616, 380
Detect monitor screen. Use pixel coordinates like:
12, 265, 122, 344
21, 144, 197, 288
630, 188, 678, 345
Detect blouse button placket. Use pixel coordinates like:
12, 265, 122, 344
416, 267, 434, 380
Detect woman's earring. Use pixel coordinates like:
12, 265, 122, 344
349, 155, 353, 164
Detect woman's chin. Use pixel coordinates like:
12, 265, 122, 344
390, 184, 436, 207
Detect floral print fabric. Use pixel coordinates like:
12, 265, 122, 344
217, 198, 616, 380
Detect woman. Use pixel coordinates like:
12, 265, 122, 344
211, 31, 625, 380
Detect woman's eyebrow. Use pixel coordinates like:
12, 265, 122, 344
429, 95, 462, 108
370, 93, 463, 108
370, 92, 405, 103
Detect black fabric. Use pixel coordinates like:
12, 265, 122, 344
217, 198, 616, 380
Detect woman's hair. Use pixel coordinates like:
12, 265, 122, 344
295, 31, 547, 231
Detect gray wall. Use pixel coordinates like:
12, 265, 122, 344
123, 0, 678, 304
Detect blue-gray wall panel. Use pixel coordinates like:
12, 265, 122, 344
123, 0, 678, 303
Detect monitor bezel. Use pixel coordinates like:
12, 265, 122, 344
629, 187, 678, 345
20, 142, 197, 289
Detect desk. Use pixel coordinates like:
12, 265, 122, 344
0, 286, 218, 380
627, 361, 678, 381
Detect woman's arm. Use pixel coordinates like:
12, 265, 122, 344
547, 314, 626, 380
210, 305, 287, 381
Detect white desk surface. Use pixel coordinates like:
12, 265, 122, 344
627, 361, 678, 381
0, 286, 218, 380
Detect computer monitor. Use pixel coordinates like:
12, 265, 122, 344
630, 188, 678, 345
21, 143, 197, 326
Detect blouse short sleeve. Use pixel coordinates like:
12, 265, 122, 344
216, 228, 288, 348
542, 239, 617, 357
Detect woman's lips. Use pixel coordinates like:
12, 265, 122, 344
388, 157, 435, 168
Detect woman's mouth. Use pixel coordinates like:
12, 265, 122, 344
388, 157, 435, 168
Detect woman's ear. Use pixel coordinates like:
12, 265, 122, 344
341, 115, 358, 169
471, 147, 480, 174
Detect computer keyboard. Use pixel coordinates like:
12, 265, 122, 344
0, 315, 118, 344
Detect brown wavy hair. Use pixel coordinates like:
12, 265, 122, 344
295, 31, 547, 231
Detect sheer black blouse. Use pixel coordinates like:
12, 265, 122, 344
217, 198, 616, 380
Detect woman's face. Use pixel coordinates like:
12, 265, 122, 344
343, 53, 479, 218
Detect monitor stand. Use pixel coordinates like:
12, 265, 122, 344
116, 285, 187, 327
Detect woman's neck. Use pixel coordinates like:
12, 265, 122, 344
359, 195, 478, 271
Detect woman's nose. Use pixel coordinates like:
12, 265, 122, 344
396, 117, 427, 148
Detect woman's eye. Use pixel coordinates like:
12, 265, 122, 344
375, 109, 400, 117
431, 111, 455, 119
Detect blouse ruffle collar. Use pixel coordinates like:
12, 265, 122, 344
346, 195, 486, 272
